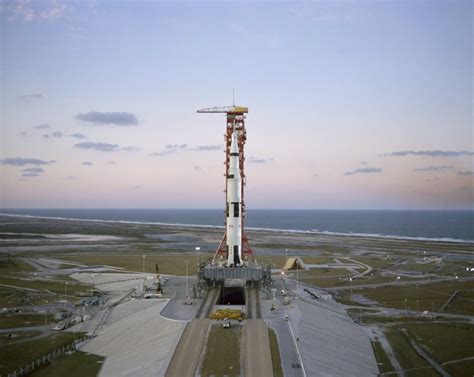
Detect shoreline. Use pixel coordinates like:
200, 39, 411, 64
1, 212, 473, 245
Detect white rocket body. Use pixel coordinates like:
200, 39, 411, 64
226, 129, 242, 267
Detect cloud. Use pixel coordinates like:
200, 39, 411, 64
17, 93, 43, 103
33, 124, 50, 130
21, 172, 41, 177
193, 165, 202, 172
413, 165, 454, 172
424, 177, 439, 182
74, 142, 119, 152
344, 167, 383, 176
21, 167, 45, 173
121, 146, 141, 152
247, 157, 274, 164
19, 131, 28, 137
66, 176, 78, 179
151, 144, 220, 156
106, 161, 116, 165
131, 186, 143, 189
383, 150, 474, 158
457, 171, 474, 176
151, 144, 188, 156
0, 157, 52, 166
82, 161, 93, 166
193, 145, 221, 152
43, 131, 63, 139
69, 133, 87, 140
74, 142, 138, 152
2, 0, 67, 22
75, 111, 138, 126
312, 174, 319, 177
360, 161, 368, 165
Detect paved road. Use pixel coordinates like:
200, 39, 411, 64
264, 279, 305, 377
244, 319, 274, 377
165, 318, 210, 377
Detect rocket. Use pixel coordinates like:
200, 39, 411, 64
226, 127, 242, 267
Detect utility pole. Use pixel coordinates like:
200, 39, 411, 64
296, 258, 299, 296
195, 246, 200, 266
185, 260, 190, 299
349, 278, 353, 303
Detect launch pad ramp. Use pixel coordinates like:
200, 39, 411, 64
201, 265, 270, 282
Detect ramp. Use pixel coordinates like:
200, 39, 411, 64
244, 319, 274, 377
165, 318, 210, 377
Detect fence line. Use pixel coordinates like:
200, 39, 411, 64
4, 334, 94, 377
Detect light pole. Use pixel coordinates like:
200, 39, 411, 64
349, 278, 353, 303
64, 282, 68, 310
142, 255, 146, 274
90, 274, 94, 296
44, 301, 48, 324
195, 246, 201, 266
296, 258, 299, 296
185, 260, 189, 299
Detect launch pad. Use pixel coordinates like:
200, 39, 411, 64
195, 104, 272, 297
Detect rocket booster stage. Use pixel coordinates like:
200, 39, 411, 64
226, 128, 243, 266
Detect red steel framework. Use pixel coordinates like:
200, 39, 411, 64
197, 106, 254, 264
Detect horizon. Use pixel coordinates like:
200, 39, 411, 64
1, 1, 472, 210
1, 207, 473, 212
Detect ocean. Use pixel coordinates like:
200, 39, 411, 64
0, 209, 473, 243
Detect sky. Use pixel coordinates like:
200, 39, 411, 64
0, 0, 472, 210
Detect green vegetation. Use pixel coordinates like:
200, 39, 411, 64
268, 328, 283, 377
30, 351, 104, 377
402, 323, 474, 365
60, 254, 213, 275
0, 276, 91, 298
352, 280, 474, 315
0, 332, 84, 376
255, 256, 286, 268
370, 340, 394, 374
384, 327, 431, 372
395, 263, 439, 273
299, 268, 353, 279
380, 323, 474, 377
443, 359, 474, 377
0, 258, 37, 276
0, 313, 54, 328
0, 330, 41, 343
200, 325, 241, 377
350, 256, 393, 270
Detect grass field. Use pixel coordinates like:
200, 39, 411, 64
381, 323, 474, 377
0, 258, 37, 275
29, 351, 104, 377
200, 324, 241, 377
0, 276, 91, 297
0, 330, 41, 343
60, 254, 213, 275
384, 327, 432, 373
370, 340, 394, 374
268, 328, 283, 377
402, 323, 474, 367
0, 313, 54, 328
352, 280, 474, 315
0, 332, 84, 376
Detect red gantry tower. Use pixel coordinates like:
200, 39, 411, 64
197, 105, 254, 265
